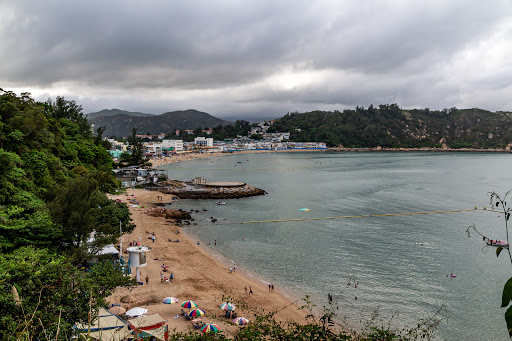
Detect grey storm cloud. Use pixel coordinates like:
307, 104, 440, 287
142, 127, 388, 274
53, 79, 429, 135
1, 0, 512, 117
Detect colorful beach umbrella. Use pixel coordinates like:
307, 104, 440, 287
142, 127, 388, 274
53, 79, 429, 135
219, 302, 236, 311
188, 308, 206, 318
181, 300, 198, 308
162, 297, 179, 304
232, 317, 249, 325
201, 323, 220, 333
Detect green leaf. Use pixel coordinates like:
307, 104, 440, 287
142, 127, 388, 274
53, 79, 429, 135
501, 277, 512, 308
497, 246, 504, 257
505, 305, 512, 337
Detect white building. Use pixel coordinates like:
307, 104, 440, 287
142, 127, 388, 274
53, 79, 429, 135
162, 139, 184, 152
194, 137, 214, 147
144, 142, 163, 155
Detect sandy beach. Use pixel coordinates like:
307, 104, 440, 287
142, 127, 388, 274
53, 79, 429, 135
107, 152, 311, 337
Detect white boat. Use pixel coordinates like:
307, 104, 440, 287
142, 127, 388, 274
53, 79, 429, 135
216, 201, 227, 205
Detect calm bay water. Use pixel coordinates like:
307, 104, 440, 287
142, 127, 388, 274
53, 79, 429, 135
160, 152, 512, 340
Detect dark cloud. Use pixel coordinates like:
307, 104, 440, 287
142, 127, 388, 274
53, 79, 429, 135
1, 0, 512, 117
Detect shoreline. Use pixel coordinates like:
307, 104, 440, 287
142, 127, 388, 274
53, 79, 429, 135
179, 222, 308, 312
107, 188, 314, 338
148, 147, 512, 170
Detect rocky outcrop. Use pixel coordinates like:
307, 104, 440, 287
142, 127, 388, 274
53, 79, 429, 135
145, 207, 192, 220
158, 183, 266, 199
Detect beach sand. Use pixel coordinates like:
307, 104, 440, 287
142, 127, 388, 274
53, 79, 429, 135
107, 152, 311, 337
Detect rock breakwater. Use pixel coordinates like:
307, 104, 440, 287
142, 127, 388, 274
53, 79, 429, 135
155, 181, 266, 199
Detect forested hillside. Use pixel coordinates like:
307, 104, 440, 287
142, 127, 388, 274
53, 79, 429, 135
270, 104, 512, 148
0, 89, 135, 339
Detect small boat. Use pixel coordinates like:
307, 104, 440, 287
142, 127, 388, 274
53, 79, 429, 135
486, 239, 509, 247
216, 201, 227, 205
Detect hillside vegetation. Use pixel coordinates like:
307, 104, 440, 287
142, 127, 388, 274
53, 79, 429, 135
0, 90, 135, 339
270, 104, 512, 148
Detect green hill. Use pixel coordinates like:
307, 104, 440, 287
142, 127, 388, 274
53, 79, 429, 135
270, 104, 512, 148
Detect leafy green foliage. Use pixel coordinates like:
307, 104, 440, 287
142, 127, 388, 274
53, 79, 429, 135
502, 277, 512, 309
0, 90, 138, 338
120, 128, 151, 167
0, 246, 135, 340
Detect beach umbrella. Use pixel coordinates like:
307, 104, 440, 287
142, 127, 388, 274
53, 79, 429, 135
181, 300, 198, 308
232, 317, 249, 325
125, 307, 147, 317
201, 323, 220, 333
187, 308, 206, 318
108, 306, 126, 315
162, 297, 179, 304
219, 302, 236, 311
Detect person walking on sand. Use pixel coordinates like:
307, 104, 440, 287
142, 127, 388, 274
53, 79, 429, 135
268, 283, 271, 292
151, 233, 155, 243
145, 275, 149, 286
244, 286, 248, 296
249, 286, 253, 296
271, 284, 274, 292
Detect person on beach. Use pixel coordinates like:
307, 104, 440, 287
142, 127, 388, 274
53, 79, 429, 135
214, 240, 216, 246
328, 293, 333, 303
271, 284, 274, 292
145, 275, 149, 286
249, 286, 253, 296
268, 283, 271, 292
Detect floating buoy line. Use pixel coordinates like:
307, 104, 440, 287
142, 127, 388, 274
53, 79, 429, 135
198, 208, 487, 226
239, 208, 478, 224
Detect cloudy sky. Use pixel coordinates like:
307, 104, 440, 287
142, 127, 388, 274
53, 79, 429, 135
1, 1, 512, 119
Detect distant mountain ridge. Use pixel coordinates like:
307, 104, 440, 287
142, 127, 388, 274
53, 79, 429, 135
89, 109, 232, 137
87, 108, 154, 120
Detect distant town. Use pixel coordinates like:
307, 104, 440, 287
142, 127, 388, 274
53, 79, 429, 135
106, 120, 326, 162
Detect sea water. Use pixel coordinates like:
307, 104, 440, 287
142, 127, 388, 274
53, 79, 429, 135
160, 152, 512, 340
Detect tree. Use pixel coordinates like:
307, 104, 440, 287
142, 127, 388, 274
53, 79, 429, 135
48, 172, 132, 262
125, 128, 151, 167
0, 246, 135, 340
46, 96, 92, 138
